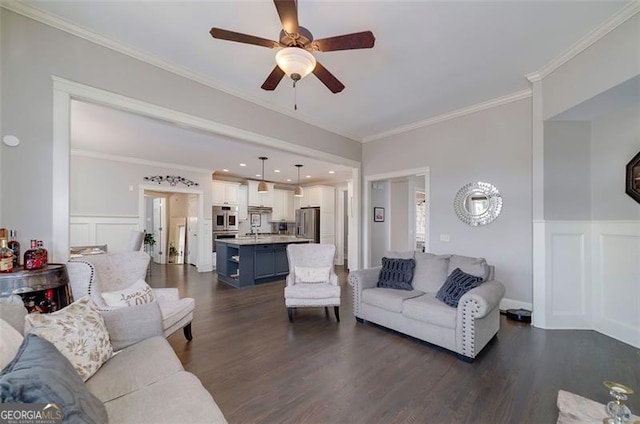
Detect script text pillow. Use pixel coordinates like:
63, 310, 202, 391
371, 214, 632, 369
0, 334, 107, 423
25, 296, 113, 381
101, 278, 155, 307
295, 266, 332, 283
436, 268, 484, 307
377, 257, 416, 291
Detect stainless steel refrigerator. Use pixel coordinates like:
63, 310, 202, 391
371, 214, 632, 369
296, 207, 320, 243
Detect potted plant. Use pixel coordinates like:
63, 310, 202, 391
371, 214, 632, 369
168, 242, 179, 264
143, 232, 156, 255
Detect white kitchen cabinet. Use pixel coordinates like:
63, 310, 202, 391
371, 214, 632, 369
272, 189, 295, 221
212, 180, 239, 206
248, 180, 274, 207
238, 185, 248, 221
299, 186, 321, 207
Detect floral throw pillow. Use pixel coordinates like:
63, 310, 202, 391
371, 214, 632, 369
101, 279, 155, 307
25, 296, 113, 381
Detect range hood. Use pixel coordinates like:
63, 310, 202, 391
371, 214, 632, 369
248, 206, 273, 214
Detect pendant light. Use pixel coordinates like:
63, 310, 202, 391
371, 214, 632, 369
294, 164, 304, 197
257, 157, 269, 193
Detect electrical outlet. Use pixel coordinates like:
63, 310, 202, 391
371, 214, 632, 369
128, 185, 134, 192
440, 234, 450, 242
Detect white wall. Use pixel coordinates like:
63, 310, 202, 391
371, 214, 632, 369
544, 121, 591, 220
390, 179, 410, 251
0, 10, 360, 255
370, 181, 390, 265
364, 98, 533, 306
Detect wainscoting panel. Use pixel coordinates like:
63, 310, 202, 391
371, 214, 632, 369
70, 216, 140, 253
538, 220, 640, 348
592, 222, 640, 348
545, 222, 591, 328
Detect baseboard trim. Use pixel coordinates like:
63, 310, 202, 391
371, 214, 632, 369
500, 298, 532, 312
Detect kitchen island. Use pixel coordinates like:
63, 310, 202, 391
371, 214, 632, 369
216, 236, 312, 288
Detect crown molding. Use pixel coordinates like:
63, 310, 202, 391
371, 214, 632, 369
70, 149, 213, 174
362, 89, 532, 143
0, 1, 361, 142
529, 1, 640, 81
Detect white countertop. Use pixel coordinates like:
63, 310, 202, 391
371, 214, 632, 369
218, 236, 313, 246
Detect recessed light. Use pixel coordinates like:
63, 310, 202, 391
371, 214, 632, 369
274, 169, 280, 173
256, 174, 261, 177
222, 169, 229, 172
286, 179, 292, 182
328, 170, 335, 174
306, 175, 311, 178
240, 163, 246, 167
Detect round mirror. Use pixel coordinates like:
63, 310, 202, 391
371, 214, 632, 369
454, 182, 502, 226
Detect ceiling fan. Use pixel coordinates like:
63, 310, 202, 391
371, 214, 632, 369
210, 0, 375, 94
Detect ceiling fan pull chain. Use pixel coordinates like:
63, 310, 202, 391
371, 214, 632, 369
293, 79, 298, 111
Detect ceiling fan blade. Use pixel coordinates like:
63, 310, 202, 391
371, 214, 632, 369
274, 0, 299, 35
312, 31, 375, 52
261, 66, 286, 91
210, 28, 280, 49
312, 61, 345, 94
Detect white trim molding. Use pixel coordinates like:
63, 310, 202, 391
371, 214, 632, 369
71, 149, 212, 175
526, 1, 640, 82
534, 220, 640, 348
362, 90, 532, 143
1, 1, 360, 142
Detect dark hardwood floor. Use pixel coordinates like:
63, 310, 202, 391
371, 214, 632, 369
149, 263, 640, 424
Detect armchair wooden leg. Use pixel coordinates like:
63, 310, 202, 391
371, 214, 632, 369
324, 307, 329, 318
287, 307, 294, 323
183, 323, 193, 341
334, 306, 340, 322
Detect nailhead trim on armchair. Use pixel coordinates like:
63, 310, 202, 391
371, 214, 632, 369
460, 298, 481, 358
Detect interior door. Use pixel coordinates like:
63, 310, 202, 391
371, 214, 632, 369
187, 194, 198, 266
152, 197, 167, 264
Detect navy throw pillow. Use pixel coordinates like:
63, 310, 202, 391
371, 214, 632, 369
0, 334, 107, 424
377, 257, 416, 290
436, 268, 484, 307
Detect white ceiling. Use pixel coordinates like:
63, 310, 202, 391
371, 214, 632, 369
24, 0, 627, 141
16, 1, 630, 185
70, 100, 355, 186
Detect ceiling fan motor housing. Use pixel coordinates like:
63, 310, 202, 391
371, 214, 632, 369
279, 27, 313, 48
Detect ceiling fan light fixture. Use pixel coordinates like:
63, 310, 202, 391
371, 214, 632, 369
276, 47, 316, 80
294, 164, 304, 197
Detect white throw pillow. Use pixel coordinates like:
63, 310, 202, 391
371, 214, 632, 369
295, 266, 331, 283
0, 318, 23, 370
101, 279, 155, 307
25, 296, 113, 381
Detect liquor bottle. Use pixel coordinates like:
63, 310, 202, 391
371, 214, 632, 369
0, 236, 14, 273
37, 241, 48, 266
8, 230, 21, 268
24, 240, 43, 270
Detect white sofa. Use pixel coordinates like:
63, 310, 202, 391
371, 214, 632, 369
349, 252, 505, 361
0, 295, 227, 423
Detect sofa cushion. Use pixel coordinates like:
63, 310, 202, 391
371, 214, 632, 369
158, 297, 196, 330
0, 294, 27, 334
412, 253, 451, 294
103, 371, 227, 424
384, 250, 415, 259
25, 296, 113, 381
86, 336, 184, 403
402, 294, 457, 329
101, 278, 156, 307
361, 288, 424, 313
0, 334, 108, 423
436, 268, 484, 307
448, 254, 489, 280
0, 318, 23, 370
101, 301, 163, 351
284, 283, 340, 299
377, 257, 416, 291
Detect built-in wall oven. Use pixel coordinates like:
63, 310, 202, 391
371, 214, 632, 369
212, 206, 239, 253
213, 206, 239, 232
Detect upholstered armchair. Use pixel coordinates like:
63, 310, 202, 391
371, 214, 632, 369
284, 244, 341, 322
67, 251, 195, 341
